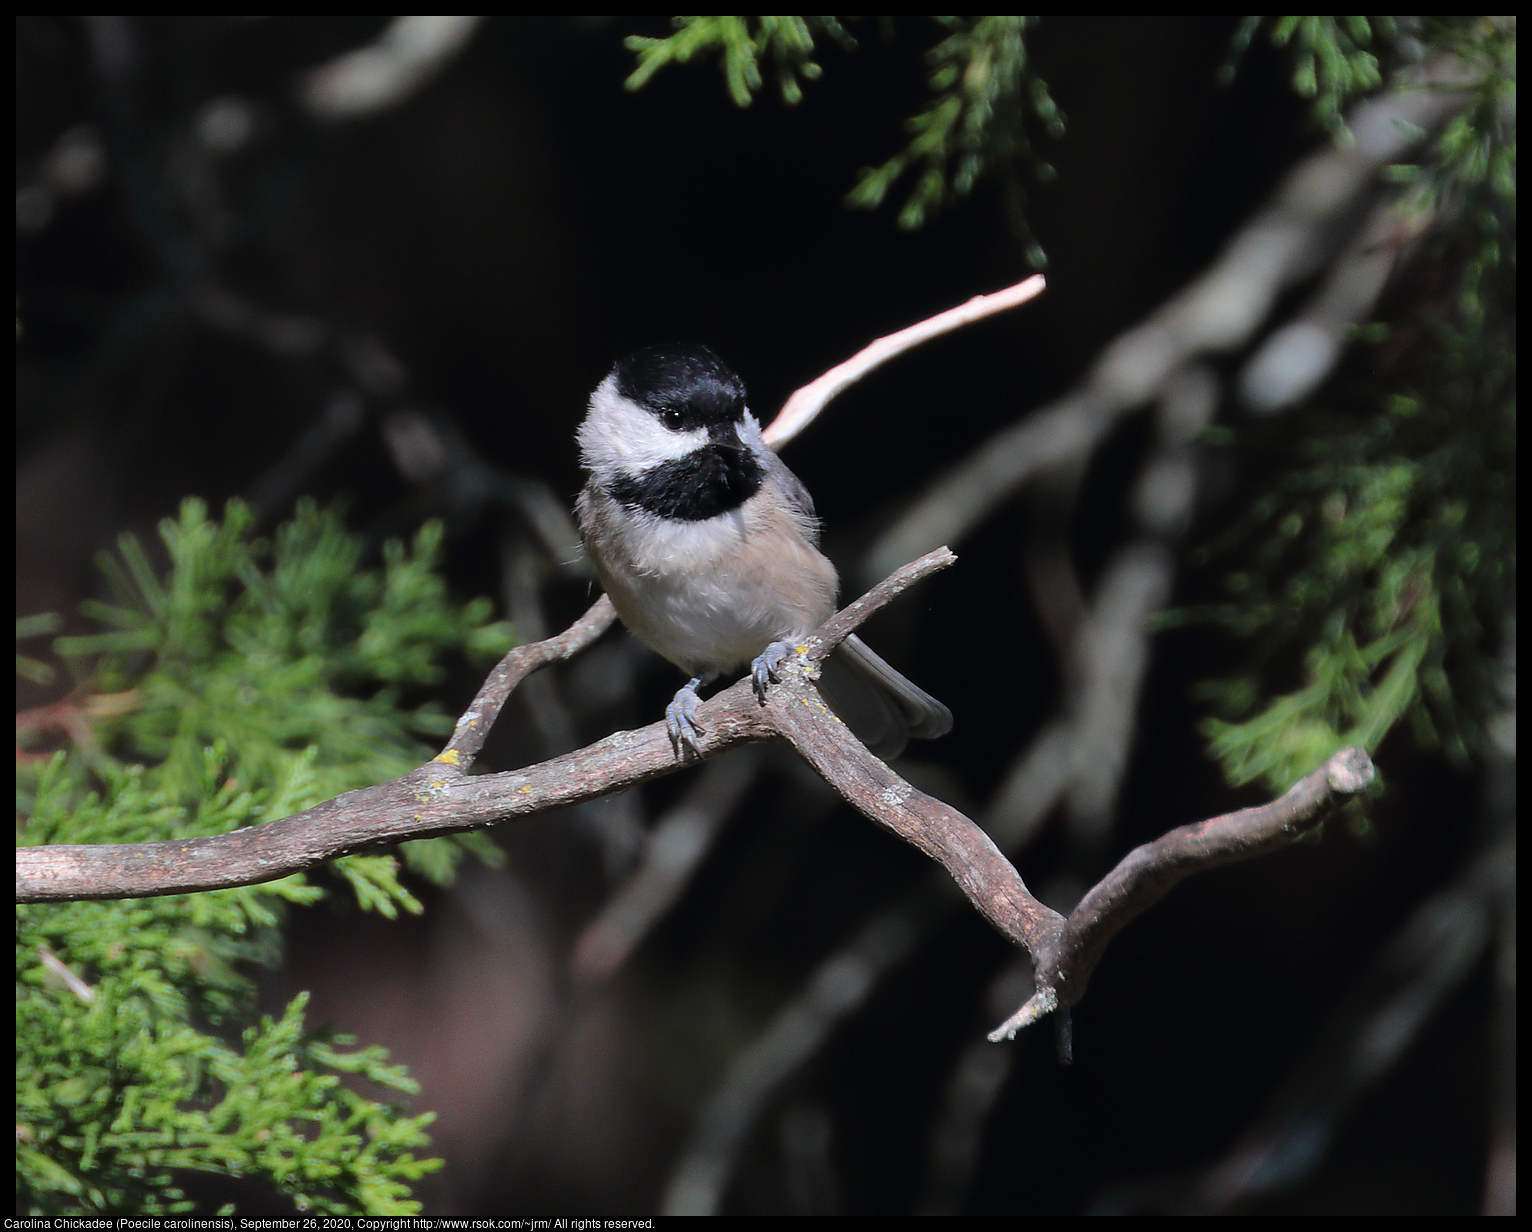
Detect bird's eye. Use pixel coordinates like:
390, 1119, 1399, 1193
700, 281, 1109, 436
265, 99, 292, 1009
660, 409, 685, 430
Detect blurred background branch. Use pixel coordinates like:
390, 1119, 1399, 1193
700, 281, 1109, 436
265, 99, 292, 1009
301, 16, 485, 123
17, 14, 1513, 1218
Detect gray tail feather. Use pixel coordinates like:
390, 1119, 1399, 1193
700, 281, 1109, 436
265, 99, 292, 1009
814, 633, 953, 759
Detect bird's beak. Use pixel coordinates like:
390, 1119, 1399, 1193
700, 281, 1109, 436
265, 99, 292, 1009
708, 422, 745, 450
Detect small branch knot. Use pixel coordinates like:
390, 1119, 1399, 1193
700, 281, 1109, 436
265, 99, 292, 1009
1325, 746, 1375, 795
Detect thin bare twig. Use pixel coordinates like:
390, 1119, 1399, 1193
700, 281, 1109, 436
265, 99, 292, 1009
500, 529, 643, 880
760, 275, 1046, 450
861, 67, 1472, 587
441, 595, 618, 771
35, 946, 97, 1004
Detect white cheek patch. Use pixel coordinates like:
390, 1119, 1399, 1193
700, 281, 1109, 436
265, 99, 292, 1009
577, 376, 707, 477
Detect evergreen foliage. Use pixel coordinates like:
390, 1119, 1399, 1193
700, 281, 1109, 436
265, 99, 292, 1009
16, 612, 63, 685
1223, 16, 1394, 138
623, 15, 1514, 797
1182, 17, 1515, 793
623, 16, 1062, 263
843, 16, 1061, 262
17, 498, 515, 1214
625, 15, 857, 108
13, 17, 1515, 1214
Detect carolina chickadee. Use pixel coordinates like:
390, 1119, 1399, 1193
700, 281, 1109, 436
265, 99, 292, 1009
575, 344, 952, 759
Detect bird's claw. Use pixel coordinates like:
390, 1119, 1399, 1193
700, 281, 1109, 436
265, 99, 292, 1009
751, 640, 797, 705
666, 681, 707, 759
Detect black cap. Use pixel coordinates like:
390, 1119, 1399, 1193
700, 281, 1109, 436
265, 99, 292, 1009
612, 344, 747, 431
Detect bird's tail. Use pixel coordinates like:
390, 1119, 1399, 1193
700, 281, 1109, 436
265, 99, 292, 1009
814, 633, 953, 759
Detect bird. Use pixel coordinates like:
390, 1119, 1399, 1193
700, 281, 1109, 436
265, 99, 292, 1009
574, 342, 952, 759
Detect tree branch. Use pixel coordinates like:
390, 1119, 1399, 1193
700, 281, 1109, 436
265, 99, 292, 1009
860, 63, 1473, 587
15, 556, 1376, 1064
571, 748, 766, 981
765, 658, 1062, 961
989, 747, 1376, 1041
760, 275, 1046, 450
300, 16, 484, 122
440, 593, 618, 771
15, 549, 957, 905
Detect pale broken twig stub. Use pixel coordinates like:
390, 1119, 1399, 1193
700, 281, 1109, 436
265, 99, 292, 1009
760, 275, 1046, 451
861, 65, 1472, 586
36, 946, 96, 1004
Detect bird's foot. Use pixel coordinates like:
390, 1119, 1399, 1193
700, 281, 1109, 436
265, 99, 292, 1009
751, 640, 798, 705
666, 677, 708, 759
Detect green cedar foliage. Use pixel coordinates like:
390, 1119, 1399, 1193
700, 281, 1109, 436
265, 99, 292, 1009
1223, 16, 1394, 139
623, 16, 1063, 264
1181, 17, 1515, 794
16, 611, 63, 685
844, 16, 1062, 263
621, 16, 1514, 799
17, 498, 515, 1214
625, 15, 857, 108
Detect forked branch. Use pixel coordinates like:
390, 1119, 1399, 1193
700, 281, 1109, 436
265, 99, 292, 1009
16, 545, 1373, 1040
989, 746, 1376, 1041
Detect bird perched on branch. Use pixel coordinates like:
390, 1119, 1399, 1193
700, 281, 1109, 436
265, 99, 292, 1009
575, 343, 952, 758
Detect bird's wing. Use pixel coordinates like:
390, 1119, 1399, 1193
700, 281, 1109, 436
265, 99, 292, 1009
761, 449, 822, 545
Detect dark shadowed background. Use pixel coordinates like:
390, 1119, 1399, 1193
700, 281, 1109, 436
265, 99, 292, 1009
17, 16, 1503, 1216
